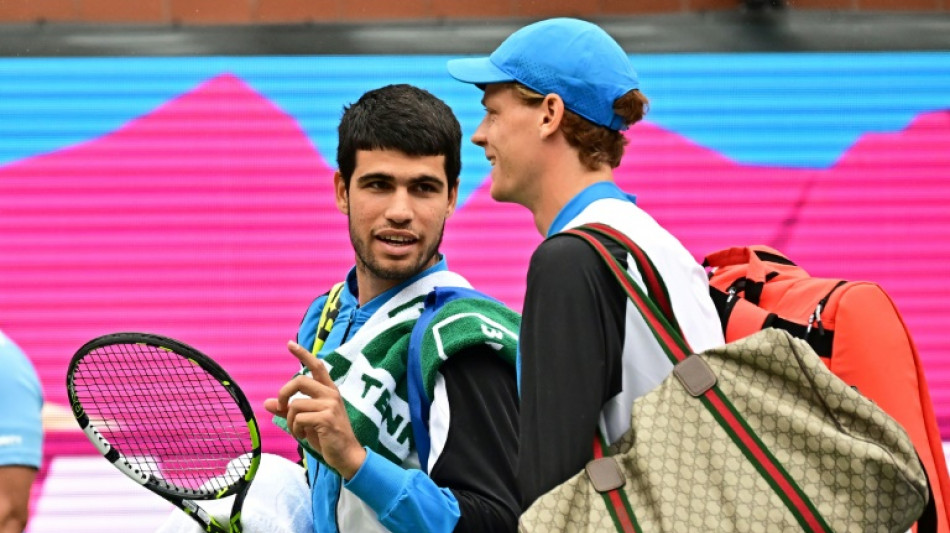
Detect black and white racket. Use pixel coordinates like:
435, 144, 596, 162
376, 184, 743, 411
66, 332, 262, 532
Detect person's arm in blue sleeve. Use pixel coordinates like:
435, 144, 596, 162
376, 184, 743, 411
0, 331, 43, 533
344, 346, 520, 533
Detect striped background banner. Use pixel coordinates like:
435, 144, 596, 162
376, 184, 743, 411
0, 52, 948, 530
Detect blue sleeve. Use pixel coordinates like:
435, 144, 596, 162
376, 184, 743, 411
344, 448, 460, 533
0, 332, 43, 468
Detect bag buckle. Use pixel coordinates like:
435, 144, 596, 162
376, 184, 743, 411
806, 303, 825, 336
673, 355, 717, 397
726, 286, 737, 303
586, 457, 625, 493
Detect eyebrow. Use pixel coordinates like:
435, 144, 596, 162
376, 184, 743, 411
409, 175, 446, 189
355, 172, 393, 184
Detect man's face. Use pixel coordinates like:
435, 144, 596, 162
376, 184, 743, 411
471, 84, 543, 207
335, 149, 457, 297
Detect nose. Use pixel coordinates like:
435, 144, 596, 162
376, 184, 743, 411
385, 189, 413, 225
471, 116, 488, 148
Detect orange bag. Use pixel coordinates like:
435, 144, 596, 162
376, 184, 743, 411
705, 245, 949, 533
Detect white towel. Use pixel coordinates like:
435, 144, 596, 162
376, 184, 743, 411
154, 453, 312, 533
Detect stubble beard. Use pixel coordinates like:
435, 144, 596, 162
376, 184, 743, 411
350, 220, 446, 282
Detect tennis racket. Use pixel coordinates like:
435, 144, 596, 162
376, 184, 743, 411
66, 332, 262, 532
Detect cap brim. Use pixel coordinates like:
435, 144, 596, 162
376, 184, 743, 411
447, 57, 514, 86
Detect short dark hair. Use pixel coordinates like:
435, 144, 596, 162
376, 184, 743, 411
336, 84, 462, 190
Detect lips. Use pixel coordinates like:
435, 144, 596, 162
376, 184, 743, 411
377, 235, 416, 245
375, 231, 418, 250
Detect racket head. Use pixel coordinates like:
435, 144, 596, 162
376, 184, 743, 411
66, 332, 262, 502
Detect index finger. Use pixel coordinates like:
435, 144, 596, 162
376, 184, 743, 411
287, 340, 334, 386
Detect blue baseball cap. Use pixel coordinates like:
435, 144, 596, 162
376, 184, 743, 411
447, 18, 639, 131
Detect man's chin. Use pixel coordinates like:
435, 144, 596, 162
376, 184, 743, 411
489, 187, 519, 205
369, 259, 425, 281
489, 183, 510, 203
359, 243, 441, 282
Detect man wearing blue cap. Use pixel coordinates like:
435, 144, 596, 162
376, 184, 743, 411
448, 18, 724, 508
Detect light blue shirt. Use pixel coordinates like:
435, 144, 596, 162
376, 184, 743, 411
547, 181, 636, 237
0, 330, 43, 469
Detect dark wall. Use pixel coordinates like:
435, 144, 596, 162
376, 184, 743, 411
1, 0, 946, 26
1, 10, 949, 57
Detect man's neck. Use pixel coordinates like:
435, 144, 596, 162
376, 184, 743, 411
353, 272, 394, 307
532, 164, 614, 236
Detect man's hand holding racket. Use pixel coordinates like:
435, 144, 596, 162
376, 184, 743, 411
264, 341, 367, 480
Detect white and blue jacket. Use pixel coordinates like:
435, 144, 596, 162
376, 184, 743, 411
295, 259, 520, 533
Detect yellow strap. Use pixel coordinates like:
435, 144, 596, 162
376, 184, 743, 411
312, 282, 345, 356
301, 281, 345, 476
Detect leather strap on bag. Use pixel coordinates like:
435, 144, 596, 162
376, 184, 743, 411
581, 223, 682, 335
566, 224, 833, 533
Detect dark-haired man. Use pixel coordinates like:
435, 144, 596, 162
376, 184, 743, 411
265, 84, 521, 533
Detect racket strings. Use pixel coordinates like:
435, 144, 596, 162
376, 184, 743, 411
72, 343, 253, 493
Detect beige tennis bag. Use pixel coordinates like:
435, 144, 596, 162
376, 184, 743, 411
519, 225, 931, 533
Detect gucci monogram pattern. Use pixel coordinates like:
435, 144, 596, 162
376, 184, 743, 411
519, 328, 928, 532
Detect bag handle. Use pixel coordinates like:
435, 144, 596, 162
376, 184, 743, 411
564, 224, 835, 533
704, 245, 793, 285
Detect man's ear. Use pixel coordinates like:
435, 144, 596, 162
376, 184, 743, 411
539, 93, 565, 140
446, 184, 458, 218
333, 171, 349, 215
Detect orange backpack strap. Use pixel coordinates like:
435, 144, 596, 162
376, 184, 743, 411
704, 245, 793, 282
705, 245, 799, 306
705, 245, 791, 331
706, 245, 846, 357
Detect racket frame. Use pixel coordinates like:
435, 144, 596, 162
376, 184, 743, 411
66, 332, 262, 533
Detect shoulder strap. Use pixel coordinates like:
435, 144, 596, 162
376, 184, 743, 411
564, 226, 691, 359
407, 286, 501, 473
565, 224, 835, 533
574, 223, 683, 335
299, 282, 345, 474
311, 282, 344, 356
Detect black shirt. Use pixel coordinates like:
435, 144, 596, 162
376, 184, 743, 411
517, 233, 628, 508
